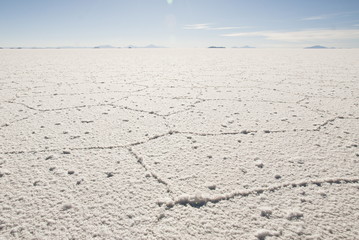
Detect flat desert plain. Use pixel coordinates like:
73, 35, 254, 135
0, 49, 358, 240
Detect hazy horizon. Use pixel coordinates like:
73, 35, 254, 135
1, 45, 357, 49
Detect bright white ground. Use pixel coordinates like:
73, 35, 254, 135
0, 49, 358, 240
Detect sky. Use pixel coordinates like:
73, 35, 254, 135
1, 0, 359, 48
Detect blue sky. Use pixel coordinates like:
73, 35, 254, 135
1, 0, 359, 48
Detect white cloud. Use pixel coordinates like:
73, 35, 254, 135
209, 26, 251, 30
221, 29, 359, 42
183, 23, 212, 30
301, 11, 359, 21
301, 15, 327, 21
184, 23, 250, 31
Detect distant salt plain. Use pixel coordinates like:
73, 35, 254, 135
0, 49, 358, 239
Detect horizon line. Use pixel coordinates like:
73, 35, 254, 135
1, 46, 357, 49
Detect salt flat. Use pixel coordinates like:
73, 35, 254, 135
0, 49, 358, 240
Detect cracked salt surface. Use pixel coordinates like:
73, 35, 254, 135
0, 49, 358, 239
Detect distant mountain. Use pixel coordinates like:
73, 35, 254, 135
94, 45, 115, 49
208, 46, 226, 48
305, 45, 328, 49
126, 44, 165, 48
